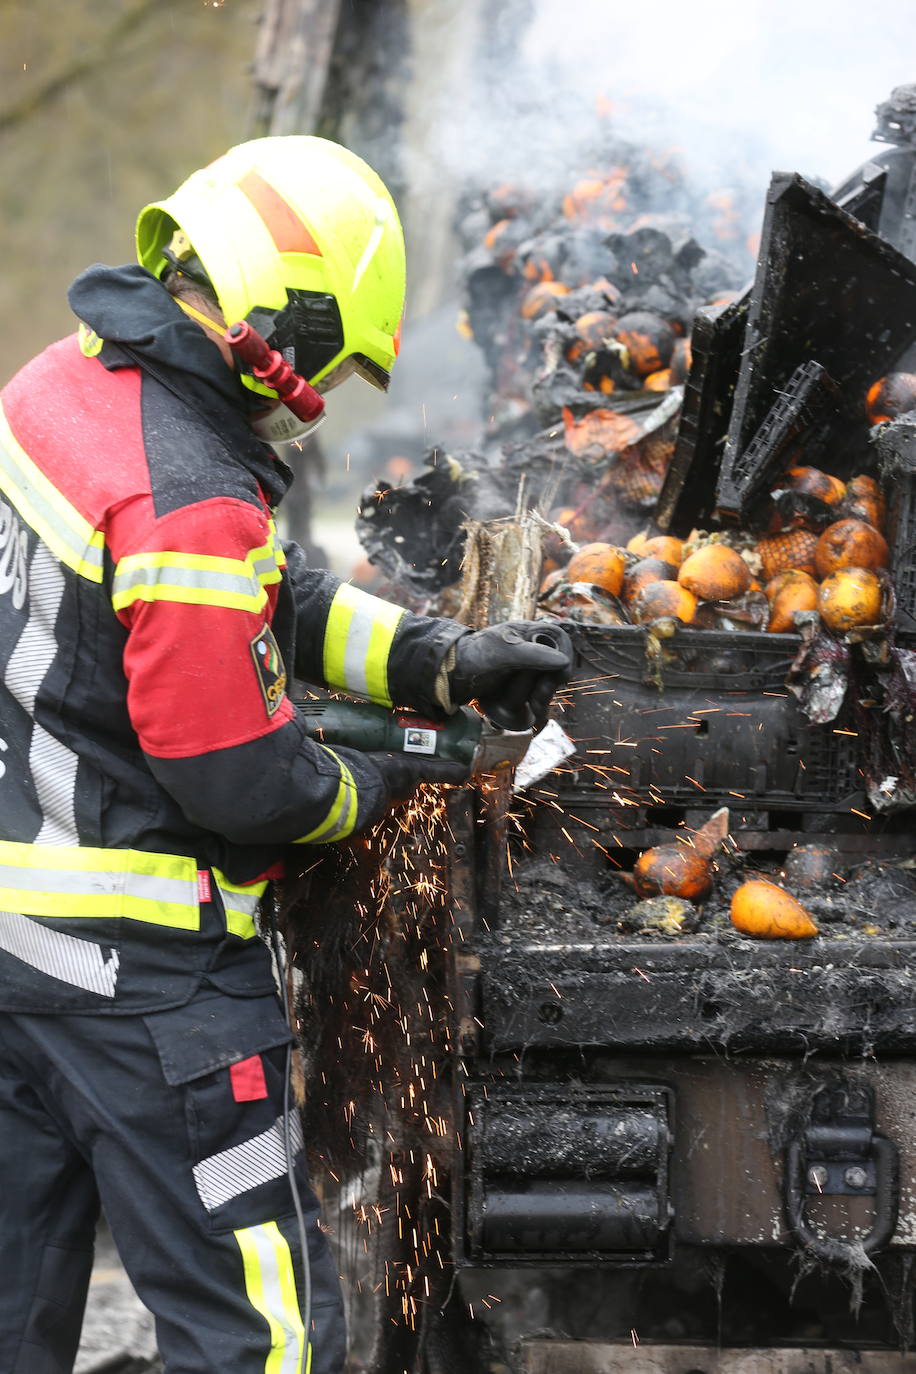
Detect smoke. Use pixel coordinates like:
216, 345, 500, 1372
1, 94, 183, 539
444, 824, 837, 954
410, 0, 915, 210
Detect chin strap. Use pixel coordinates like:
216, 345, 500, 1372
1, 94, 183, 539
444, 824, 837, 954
174, 297, 224, 336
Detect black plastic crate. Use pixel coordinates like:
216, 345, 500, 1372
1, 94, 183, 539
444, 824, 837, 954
877, 413, 916, 639
715, 359, 841, 521
554, 623, 864, 812
656, 294, 748, 535
718, 172, 916, 515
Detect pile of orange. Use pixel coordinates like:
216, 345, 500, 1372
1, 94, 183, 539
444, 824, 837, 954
538, 464, 890, 638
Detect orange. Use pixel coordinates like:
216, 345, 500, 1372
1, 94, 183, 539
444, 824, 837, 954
640, 535, 684, 566
519, 281, 570, 319
783, 466, 846, 506
765, 569, 818, 599
730, 881, 818, 939
626, 530, 652, 557
814, 518, 889, 578
817, 567, 884, 632
564, 542, 627, 596
633, 844, 712, 901
678, 544, 751, 601
767, 576, 818, 633
865, 372, 916, 424
631, 579, 697, 624
623, 557, 679, 606
842, 475, 886, 531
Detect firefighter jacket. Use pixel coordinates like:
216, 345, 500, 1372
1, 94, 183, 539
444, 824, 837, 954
0, 264, 465, 1015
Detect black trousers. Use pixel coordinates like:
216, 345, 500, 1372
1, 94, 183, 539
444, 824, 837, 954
0, 983, 346, 1374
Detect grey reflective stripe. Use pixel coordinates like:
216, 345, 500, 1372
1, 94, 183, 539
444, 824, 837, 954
0, 864, 195, 908
252, 547, 280, 581
5, 544, 65, 713
32, 725, 79, 845
0, 911, 119, 997
341, 604, 378, 698
237, 1223, 304, 1374
4, 546, 80, 845
222, 886, 261, 919
112, 563, 261, 600
0, 427, 104, 578
193, 1113, 303, 1213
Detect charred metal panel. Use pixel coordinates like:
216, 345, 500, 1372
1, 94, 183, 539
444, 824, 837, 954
461, 1083, 673, 1264
478, 941, 916, 1055
521, 1342, 915, 1372
878, 414, 916, 637
717, 172, 916, 520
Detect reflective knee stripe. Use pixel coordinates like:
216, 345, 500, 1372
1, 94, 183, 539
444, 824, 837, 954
234, 1221, 307, 1374
0, 842, 200, 928
322, 582, 403, 706
194, 1112, 302, 1212
0, 911, 119, 997
213, 869, 267, 940
0, 401, 105, 582
111, 540, 282, 615
293, 749, 357, 845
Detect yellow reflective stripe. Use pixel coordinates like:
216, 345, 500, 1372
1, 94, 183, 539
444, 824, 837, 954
112, 543, 281, 613
0, 841, 199, 928
293, 750, 358, 845
78, 322, 104, 357
234, 1222, 306, 1374
268, 519, 287, 569
0, 401, 105, 582
213, 868, 267, 940
322, 582, 404, 706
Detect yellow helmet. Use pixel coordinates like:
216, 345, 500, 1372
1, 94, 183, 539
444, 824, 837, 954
136, 136, 405, 396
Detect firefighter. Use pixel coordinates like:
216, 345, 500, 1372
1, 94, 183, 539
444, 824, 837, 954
0, 137, 572, 1374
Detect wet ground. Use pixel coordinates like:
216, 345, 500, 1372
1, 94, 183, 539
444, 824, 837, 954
76, 1225, 160, 1374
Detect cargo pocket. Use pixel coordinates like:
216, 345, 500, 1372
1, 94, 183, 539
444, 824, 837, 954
144, 987, 303, 1234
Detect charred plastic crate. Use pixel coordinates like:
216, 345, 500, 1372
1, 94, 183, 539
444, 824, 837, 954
531, 622, 867, 862
878, 413, 916, 641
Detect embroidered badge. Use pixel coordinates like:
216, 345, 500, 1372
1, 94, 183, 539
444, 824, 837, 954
250, 625, 287, 717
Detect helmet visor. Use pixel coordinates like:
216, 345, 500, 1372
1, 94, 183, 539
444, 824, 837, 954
314, 352, 391, 394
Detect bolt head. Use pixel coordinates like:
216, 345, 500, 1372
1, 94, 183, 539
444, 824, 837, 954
808, 1164, 829, 1189
844, 1165, 869, 1189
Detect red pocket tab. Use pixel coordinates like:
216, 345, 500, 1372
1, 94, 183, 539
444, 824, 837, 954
230, 1054, 268, 1102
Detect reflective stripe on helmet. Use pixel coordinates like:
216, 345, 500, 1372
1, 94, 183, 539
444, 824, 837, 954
237, 170, 322, 257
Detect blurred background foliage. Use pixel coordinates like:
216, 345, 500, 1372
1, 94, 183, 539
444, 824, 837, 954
0, 0, 260, 381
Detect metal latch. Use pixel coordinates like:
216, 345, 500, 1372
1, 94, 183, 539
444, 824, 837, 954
784, 1079, 899, 1264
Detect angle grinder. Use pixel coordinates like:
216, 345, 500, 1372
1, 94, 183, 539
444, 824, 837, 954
296, 699, 533, 775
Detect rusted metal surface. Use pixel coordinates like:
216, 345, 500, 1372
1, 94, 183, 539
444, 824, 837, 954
521, 1342, 916, 1373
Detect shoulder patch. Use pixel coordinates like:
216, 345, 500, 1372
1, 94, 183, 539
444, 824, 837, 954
250, 624, 287, 717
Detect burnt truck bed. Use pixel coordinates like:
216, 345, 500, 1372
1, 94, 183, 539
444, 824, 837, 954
444, 614, 916, 1355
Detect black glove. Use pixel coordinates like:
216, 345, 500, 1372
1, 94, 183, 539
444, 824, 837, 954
449, 621, 574, 729
367, 751, 471, 806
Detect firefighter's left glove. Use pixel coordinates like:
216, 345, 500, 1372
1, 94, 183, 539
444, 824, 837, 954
367, 751, 471, 807
447, 620, 574, 725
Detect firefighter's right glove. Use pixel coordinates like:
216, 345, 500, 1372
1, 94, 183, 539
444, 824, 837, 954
367, 751, 471, 807
447, 621, 574, 726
